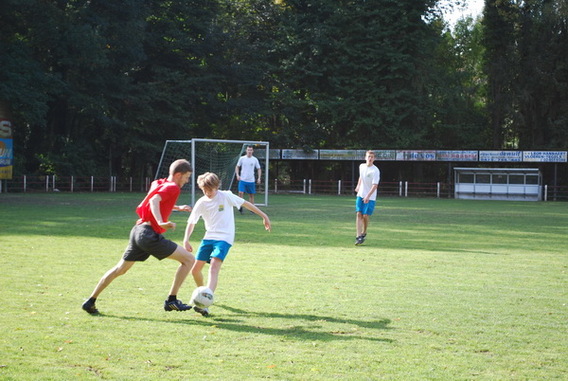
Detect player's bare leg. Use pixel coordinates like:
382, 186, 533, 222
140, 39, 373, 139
362, 215, 369, 237
206, 258, 223, 292
191, 260, 207, 287
82, 259, 135, 313
355, 212, 367, 245
166, 246, 195, 296
91, 259, 136, 298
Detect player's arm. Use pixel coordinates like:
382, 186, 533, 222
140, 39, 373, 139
256, 167, 262, 184
355, 176, 362, 193
242, 201, 271, 232
364, 184, 378, 203
149, 194, 176, 230
235, 165, 241, 181
173, 204, 192, 212
183, 222, 196, 252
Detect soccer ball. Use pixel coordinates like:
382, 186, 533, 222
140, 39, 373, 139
191, 286, 214, 308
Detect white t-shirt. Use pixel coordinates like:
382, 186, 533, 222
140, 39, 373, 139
237, 155, 260, 182
187, 190, 245, 245
357, 163, 381, 201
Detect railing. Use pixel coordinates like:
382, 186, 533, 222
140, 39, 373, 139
0, 175, 151, 193
2, 175, 567, 200
272, 179, 568, 200
272, 180, 453, 198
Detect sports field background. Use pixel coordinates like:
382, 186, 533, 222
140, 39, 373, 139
0, 193, 566, 380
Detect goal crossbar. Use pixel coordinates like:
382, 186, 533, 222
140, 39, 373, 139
157, 138, 269, 207
191, 139, 269, 206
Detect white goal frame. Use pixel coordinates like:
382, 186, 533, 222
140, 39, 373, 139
156, 138, 270, 206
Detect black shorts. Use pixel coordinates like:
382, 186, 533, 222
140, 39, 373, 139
122, 224, 178, 261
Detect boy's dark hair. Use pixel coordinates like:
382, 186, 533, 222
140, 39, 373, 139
169, 159, 192, 175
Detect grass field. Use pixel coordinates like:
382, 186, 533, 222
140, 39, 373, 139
0, 193, 566, 380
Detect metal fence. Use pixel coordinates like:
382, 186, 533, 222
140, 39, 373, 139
0, 175, 151, 193
272, 179, 568, 200
1, 175, 567, 201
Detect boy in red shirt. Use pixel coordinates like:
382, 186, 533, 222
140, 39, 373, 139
82, 159, 196, 314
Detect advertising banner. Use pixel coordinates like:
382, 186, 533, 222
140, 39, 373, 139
523, 151, 567, 163
437, 150, 478, 162
396, 150, 436, 161
0, 118, 13, 179
319, 149, 359, 160
479, 151, 522, 162
281, 149, 319, 160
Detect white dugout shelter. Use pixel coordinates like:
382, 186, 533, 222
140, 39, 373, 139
454, 167, 542, 201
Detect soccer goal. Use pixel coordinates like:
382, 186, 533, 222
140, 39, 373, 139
156, 138, 270, 206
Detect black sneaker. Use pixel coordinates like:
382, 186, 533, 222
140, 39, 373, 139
164, 299, 192, 311
239, 207, 243, 214
194, 306, 210, 317
355, 236, 364, 245
82, 299, 99, 314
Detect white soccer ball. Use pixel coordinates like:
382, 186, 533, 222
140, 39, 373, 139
191, 286, 214, 308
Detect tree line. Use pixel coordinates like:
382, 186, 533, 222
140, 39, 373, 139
1, 0, 566, 179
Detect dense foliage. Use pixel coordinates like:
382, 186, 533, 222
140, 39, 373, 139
0, 0, 566, 177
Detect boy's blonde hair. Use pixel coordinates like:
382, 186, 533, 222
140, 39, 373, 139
169, 159, 192, 175
197, 172, 220, 190
366, 150, 375, 157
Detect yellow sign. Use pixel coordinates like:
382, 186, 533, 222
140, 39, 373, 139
0, 115, 13, 180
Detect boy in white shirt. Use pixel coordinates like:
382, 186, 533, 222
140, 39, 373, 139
354, 150, 381, 245
183, 172, 271, 316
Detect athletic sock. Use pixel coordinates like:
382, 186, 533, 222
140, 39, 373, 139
167, 295, 177, 302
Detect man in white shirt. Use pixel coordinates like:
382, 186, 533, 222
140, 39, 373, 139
235, 146, 261, 213
354, 150, 381, 245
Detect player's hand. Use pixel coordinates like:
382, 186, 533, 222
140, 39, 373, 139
159, 221, 176, 230
263, 217, 271, 232
177, 205, 192, 212
184, 241, 193, 252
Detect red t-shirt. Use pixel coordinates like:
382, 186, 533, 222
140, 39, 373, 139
136, 178, 181, 234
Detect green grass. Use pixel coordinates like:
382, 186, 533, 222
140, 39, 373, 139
0, 193, 566, 380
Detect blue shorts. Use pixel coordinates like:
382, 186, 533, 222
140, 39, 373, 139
355, 197, 376, 216
195, 240, 232, 262
238, 181, 256, 194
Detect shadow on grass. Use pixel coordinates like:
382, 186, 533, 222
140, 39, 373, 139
97, 304, 394, 343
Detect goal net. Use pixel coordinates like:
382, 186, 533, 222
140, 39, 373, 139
156, 138, 270, 206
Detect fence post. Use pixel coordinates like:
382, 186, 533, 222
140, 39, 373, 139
399, 181, 402, 197
274, 179, 278, 193
544, 185, 548, 201
308, 179, 312, 194
45, 176, 49, 192
338, 180, 341, 195
303, 179, 306, 194
71, 176, 74, 192
405, 181, 408, 197
437, 182, 440, 198
53, 175, 56, 191
91, 176, 94, 192
24, 175, 27, 192
130, 177, 133, 192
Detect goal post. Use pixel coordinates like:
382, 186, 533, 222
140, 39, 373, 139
156, 138, 270, 207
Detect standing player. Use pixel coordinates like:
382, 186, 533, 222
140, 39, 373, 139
183, 172, 271, 316
82, 159, 196, 314
235, 145, 261, 213
354, 150, 381, 245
